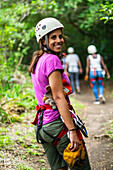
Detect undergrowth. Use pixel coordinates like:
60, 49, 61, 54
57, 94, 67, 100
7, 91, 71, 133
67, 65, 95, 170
0, 71, 37, 124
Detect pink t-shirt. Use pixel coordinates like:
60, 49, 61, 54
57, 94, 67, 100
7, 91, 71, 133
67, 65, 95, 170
31, 53, 70, 125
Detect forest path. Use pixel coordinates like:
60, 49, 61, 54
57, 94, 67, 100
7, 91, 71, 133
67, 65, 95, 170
74, 80, 113, 170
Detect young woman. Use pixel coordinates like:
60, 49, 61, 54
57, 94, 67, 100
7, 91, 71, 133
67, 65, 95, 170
65, 47, 83, 94
29, 17, 90, 170
85, 45, 110, 104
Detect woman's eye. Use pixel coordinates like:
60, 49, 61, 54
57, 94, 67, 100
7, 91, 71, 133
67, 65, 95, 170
51, 35, 56, 39
59, 34, 63, 39
50, 34, 63, 40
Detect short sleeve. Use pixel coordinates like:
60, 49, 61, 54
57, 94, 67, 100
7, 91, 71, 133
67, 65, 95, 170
43, 54, 64, 77
88, 55, 91, 60
76, 55, 79, 61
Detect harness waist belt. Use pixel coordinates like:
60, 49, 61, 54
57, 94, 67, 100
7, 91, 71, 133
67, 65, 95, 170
31, 104, 52, 125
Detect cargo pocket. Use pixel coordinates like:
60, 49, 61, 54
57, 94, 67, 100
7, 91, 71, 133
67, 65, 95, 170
39, 128, 55, 144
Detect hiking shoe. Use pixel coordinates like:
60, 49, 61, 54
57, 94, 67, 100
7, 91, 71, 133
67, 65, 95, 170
99, 95, 106, 103
93, 100, 100, 105
76, 88, 81, 94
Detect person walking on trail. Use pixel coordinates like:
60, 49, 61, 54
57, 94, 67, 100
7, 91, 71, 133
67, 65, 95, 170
85, 45, 110, 105
65, 47, 83, 94
61, 52, 67, 70
29, 17, 91, 170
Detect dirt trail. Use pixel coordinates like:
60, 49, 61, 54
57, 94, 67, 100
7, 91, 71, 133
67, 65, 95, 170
0, 80, 113, 170
75, 80, 113, 170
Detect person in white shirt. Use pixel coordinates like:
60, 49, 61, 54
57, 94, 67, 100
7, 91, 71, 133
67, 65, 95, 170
85, 45, 110, 104
65, 47, 82, 94
61, 53, 67, 70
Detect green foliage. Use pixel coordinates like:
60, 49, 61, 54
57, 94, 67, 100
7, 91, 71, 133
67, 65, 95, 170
36, 159, 45, 163
16, 164, 35, 170
100, 1, 113, 23
0, 1, 34, 71
52, 0, 103, 30
0, 134, 14, 149
70, 96, 84, 114
105, 120, 113, 139
0, 70, 37, 124
0, 108, 10, 123
0, 153, 4, 158
0, 0, 113, 78
0, 116, 40, 156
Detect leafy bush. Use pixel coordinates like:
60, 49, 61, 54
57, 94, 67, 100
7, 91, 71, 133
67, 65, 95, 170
105, 120, 113, 140
0, 69, 37, 124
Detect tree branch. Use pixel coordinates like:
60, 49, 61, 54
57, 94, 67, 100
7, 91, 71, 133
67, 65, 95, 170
68, 15, 87, 35
20, 10, 30, 22
14, 56, 23, 74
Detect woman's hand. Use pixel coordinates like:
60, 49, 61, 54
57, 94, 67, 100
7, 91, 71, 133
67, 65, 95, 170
69, 131, 80, 151
107, 73, 110, 79
79, 68, 83, 74
65, 71, 69, 77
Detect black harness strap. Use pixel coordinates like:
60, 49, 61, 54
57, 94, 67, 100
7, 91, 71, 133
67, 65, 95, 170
36, 110, 44, 143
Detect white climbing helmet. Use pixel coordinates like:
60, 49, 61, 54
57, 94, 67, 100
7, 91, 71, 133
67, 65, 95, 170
67, 47, 74, 53
35, 17, 64, 43
87, 45, 97, 54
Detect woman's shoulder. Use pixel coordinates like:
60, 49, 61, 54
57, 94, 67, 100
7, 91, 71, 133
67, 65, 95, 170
43, 53, 59, 59
42, 53, 61, 63
39, 53, 62, 70
87, 55, 92, 59
97, 54, 101, 58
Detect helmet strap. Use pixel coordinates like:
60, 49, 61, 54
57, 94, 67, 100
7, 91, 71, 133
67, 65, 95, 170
45, 35, 50, 50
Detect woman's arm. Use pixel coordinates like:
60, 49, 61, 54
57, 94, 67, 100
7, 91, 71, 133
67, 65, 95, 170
84, 57, 90, 81
86, 57, 90, 76
48, 70, 80, 151
101, 56, 110, 79
64, 62, 69, 77
78, 59, 82, 74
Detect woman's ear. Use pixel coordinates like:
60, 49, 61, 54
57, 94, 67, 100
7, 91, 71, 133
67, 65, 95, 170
42, 39, 46, 45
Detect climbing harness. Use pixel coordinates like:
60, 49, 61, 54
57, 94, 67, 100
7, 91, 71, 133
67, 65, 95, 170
43, 125, 68, 147
31, 103, 88, 168
31, 79, 88, 145
31, 103, 88, 144
31, 104, 53, 142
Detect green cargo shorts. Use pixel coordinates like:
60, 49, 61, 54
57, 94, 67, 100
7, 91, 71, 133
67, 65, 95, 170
35, 118, 91, 170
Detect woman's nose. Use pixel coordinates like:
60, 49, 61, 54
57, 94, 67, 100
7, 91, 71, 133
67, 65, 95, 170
56, 36, 61, 42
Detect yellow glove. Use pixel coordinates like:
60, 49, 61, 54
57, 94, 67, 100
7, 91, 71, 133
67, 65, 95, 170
84, 75, 88, 81
63, 140, 86, 168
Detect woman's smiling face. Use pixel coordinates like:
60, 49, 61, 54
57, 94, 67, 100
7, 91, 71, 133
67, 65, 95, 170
48, 29, 64, 53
